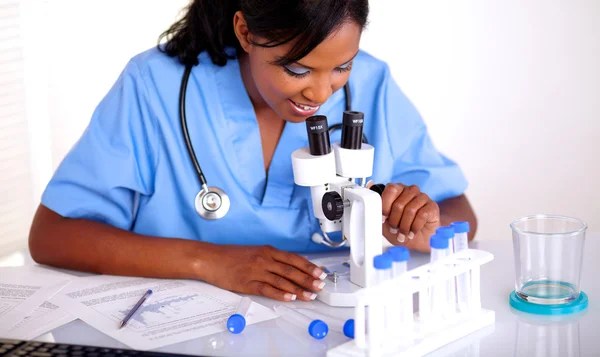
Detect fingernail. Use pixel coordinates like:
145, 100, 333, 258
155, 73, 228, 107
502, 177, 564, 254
408, 231, 415, 240
397, 233, 406, 243
313, 280, 326, 290
389, 227, 398, 234
313, 268, 325, 279
284, 293, 296, 301
381, 215, 387, 224
303, 291, 317, 300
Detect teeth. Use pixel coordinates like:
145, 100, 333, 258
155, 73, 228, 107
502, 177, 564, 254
293, 101, 318, 112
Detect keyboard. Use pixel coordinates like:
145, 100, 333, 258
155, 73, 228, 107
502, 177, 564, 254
0, 339, 207, 357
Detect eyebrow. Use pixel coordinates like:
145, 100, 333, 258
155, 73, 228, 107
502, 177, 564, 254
293, 50, 360, 70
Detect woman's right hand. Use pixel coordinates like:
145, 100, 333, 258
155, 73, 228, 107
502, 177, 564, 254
202, 244, 327, 302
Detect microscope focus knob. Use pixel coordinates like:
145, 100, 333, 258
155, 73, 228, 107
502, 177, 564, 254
322, 192, 344, 221
369, 183, 386, 196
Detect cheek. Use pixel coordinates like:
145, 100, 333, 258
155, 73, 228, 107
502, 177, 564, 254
252, 62, 299, 102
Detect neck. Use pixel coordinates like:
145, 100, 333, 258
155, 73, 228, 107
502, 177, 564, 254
238, 53, 269, 111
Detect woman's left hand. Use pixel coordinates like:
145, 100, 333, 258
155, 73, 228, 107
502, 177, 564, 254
375, 183, 441, 250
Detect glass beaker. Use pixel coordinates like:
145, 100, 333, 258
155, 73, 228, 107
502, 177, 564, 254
510, 215, 587, 305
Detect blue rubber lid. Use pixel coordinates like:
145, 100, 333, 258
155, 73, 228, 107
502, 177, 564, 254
308, 319, 328, 339
388, 246, 410, 262
436, 226, 455, 239
343, 319, 354, 338
373, 254, 392, 270
509, 291, 588, 315
227, 313, 246, 334
451, 221, 470, 233
430, 234, 448, 249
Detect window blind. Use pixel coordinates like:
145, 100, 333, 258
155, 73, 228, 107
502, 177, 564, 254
0, 0, 35, 256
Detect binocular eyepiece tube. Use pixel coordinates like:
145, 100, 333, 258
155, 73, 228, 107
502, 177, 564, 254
340, 111, 364, 150
305, 111, 365, 156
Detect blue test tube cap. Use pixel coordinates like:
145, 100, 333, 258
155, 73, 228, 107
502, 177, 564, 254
430, 234, 449, 249
436, 226, 455, 239
388, 246, 410, 262
343, 319, 355, 339
451, 221, 470, 233
373, 254, 392, 270
308, 319, 328, 339
226, 313, 246, 334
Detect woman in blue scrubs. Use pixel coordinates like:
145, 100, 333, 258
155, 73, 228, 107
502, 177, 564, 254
29, 0, 477, 302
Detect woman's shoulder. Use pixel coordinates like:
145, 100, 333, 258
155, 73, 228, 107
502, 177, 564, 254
351, 49, 393, 83
123, 46, 186, 79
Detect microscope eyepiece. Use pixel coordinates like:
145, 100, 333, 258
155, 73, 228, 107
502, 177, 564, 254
341, 111, 364, 150
305, 115, 331, 156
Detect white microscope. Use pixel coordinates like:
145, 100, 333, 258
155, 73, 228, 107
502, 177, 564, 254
291, 111, 386, 307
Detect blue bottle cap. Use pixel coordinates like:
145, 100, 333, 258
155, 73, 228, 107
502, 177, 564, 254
308, 319, 328, 339
388, 246, 410, 262
451, 221, 470, 233
343, 319, 355, 338
373, 254, 392, 270
436, 226, 455, 239
430, 234, 449, 249
226, 314, 246, 334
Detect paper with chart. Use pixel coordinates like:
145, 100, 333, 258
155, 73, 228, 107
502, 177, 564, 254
0, 266, 73, 335
6, 298, 76, 339
51, 275, 277, 350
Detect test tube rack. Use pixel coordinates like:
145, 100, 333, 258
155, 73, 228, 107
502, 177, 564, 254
327, 248, 495, 357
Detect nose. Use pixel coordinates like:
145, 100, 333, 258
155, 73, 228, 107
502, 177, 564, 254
302, 76, 333, 105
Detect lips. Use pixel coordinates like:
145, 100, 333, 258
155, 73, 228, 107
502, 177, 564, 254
289, 99, 320, 116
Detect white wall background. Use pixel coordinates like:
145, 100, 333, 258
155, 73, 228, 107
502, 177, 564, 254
18, 0, 600, 244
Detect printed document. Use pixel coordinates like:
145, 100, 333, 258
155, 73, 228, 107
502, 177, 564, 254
5, 299, 76, 339
0, 266, 73, 335
52, 275, 277, 350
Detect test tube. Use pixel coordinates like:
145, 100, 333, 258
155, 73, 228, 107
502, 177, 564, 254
373, 254, 392, 284
387, 247, 412, 339
436, 226, 456, 253
273, 305, 328, 340
436, 226, 457, 316
227, 297, 252, 334
429, 234, 450, 320
451, 221, 471, 313
370, 254, 392, 353
388, 246, 410, 278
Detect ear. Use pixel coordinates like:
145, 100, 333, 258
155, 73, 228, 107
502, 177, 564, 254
233, 11, 252, 53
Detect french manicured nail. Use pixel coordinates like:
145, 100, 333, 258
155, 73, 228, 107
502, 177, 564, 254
397, 233, 406, 243
390, 227, 398, 234
284, 293, 296, 301
313, 268, 325, 279
382, 215, 387, 224
313, 280, 326, 290
303, 291, 317, 300
408, 231, 415, 240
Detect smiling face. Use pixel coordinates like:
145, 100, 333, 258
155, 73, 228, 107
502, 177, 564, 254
234, 13, 362, 123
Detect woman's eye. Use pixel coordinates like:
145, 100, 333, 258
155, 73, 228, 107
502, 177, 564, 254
339, 61, 351, 69
283, 66, 310, 78
336, 61, 353, 73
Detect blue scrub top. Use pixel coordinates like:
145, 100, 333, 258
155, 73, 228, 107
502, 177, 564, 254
41, 47, 468, 253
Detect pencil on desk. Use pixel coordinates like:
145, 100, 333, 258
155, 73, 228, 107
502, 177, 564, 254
119, 289, 153, 329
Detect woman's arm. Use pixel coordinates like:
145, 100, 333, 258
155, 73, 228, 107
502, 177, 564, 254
438, 194, 477, 241
29, 204, 211, 280
29, 204, 327, 303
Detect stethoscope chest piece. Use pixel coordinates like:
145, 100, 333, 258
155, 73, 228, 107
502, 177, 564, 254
195, 186, 230, 220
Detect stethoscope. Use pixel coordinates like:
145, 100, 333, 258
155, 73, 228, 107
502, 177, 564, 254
179, 64, 367, 245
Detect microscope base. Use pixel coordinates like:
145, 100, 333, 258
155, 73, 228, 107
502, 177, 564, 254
311, 256, 363, 307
